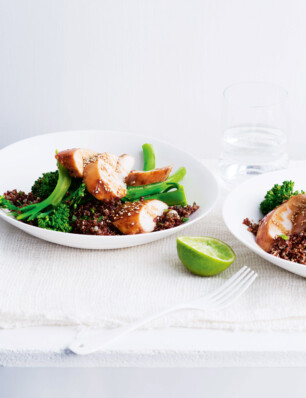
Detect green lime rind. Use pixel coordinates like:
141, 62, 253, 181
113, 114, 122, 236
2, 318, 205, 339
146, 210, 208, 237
177, 236, 236, 277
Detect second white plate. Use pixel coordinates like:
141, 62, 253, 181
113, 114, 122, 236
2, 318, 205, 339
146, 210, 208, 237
223, 167, 306, 278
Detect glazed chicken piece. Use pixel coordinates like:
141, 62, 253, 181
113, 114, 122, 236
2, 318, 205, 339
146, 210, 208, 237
83, 152, 135, 201
55, 148, 97, 178
113, 200, 168, 234
125, 165, 173, 186
256, 194, 306, 252
292, 209, 306, 234
116, 154, 135, 178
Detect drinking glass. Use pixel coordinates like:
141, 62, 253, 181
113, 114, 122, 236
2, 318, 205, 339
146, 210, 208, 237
219, 82, 289, 185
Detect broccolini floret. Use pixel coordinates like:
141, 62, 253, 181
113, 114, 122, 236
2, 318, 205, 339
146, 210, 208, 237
31, 171, 59, 199
0, 166, 93, 232
66, 182, 89, 208
11, 162, 72, 221
0, 196, 20, 211
31, 170, 82, 200
260, 180, 305, 215
37, 203, 72, 233
36, 182, 92, 232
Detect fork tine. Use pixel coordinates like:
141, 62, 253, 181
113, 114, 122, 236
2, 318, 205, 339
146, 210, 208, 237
202, 266, 249, 301
205, 267, 252, 303
212, 270, 256, 306
219, 272, 258, 309
211, 271, 258, 310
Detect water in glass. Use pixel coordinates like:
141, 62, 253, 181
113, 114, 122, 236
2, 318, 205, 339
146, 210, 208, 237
219, 82, 289, 185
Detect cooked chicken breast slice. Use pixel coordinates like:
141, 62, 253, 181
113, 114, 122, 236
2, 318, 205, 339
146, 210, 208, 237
55, 148, 97, 178
113, 200, 168, 234
116, 154, 135, 178
256, 194, 306, 252
125, 165, 173, 186
83, 153, 127, 200
292, 209, 306, 234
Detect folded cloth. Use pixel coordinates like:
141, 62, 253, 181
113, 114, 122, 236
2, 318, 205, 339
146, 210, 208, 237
1, 160, 306, 331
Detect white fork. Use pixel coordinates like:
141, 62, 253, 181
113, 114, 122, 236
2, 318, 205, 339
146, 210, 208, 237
68, 266, 257, 355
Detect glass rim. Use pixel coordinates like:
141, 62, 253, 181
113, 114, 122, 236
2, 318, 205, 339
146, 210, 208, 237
223, 81, 288, 108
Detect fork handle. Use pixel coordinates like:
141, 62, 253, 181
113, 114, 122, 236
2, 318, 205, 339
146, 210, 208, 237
69, 304, 187, 355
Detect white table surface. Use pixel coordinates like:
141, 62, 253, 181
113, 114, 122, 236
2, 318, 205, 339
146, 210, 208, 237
2, 160, 306, 368
2, 326, 306, 367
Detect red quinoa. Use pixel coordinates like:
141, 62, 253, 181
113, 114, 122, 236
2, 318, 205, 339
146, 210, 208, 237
4, 190, 41, 207
243, 216, 306, 265
71, 199, 122, 235
242, 218, 260, 236
270, 233, 306, 264
154, 203, 199, 231
73, 201, 200, 235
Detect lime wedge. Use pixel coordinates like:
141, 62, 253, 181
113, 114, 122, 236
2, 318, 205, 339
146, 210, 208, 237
177, 236, 236, 276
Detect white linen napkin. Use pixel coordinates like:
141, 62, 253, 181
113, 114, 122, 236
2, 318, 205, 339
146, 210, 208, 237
1, 160, 306, 331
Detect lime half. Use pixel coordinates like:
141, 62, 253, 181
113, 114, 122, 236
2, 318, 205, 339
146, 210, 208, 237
177, 236, 236, 276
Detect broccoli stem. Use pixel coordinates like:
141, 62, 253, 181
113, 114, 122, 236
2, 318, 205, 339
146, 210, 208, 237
124, 167, 186, 201
0, 196, 19, 212
16, 163, 71, 221
166, 167, 186, 183
142, 143, 155, 171
140, 183, 187, 206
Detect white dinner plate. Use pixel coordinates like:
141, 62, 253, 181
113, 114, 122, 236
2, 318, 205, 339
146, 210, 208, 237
223, 167, 306, 278
0, 130, 218, 249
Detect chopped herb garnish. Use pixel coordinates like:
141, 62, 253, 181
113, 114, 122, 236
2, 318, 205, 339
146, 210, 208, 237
279, 234, 289, 240
182, 217, 189, 223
